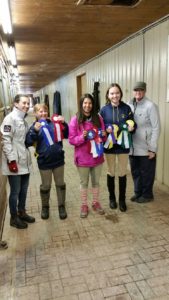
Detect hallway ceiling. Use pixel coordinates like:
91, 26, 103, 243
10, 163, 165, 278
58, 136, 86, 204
9, 0, 169, 93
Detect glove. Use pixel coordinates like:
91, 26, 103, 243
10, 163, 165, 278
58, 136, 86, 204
8, 160, 18, 173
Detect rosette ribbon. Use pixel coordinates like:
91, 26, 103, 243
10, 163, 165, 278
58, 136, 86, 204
87, 126, 104, 158
39, 119, 54, 146
104, 124, 119, 149
117, 123, 132, 149
51, 114, 64, 142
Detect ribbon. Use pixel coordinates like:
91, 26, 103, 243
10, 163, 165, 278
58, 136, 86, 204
117, 124, 132, 149
126, 119, 134, 130
86, 127, 104, 158
104, 124, 119, 149
51, 114, 64, 142
39, 119, 54, 146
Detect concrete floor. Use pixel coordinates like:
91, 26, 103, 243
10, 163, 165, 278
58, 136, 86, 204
1, 139, 169, 300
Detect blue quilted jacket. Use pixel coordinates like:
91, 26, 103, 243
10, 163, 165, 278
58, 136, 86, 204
26, 119, 68, 170
100, 101, 135, 154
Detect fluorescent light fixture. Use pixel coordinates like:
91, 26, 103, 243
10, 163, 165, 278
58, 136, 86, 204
0, 0, 12, 34
9, 46, 17, 66
76, 0, 86, 5
13, 67, 19, 77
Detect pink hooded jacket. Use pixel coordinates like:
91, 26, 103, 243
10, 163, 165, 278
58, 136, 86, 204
69, 115, 105, 167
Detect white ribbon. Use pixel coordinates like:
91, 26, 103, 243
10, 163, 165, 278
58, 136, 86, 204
104, 134, 113, 149
90, 140, 98, 158
43, 127, 54, 146
117, 131, 129, 149
55, 123, 62, 141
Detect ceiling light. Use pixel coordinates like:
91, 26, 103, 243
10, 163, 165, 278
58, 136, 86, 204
0, 0, 12, 34
13, 66, 19, 77
9, 46, 17, 66
76, 0, 86, 5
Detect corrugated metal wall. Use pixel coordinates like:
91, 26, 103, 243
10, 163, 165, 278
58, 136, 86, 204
35, 17, 169, 187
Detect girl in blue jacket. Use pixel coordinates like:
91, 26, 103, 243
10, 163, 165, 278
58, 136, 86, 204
26, 103, 68, 220
100, 83, 135, 212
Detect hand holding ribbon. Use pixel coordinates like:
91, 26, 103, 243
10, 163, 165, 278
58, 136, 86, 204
34, 122, 42, 132
126, 119, 135, 132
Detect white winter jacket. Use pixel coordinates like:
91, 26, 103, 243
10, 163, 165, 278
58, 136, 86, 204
0, 107, 32, 175
128, 96, 160, 156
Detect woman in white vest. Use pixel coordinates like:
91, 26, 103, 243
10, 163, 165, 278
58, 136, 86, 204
1, 94, 35, 229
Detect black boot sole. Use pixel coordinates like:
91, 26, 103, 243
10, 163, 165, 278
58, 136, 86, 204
59, 213, 67, 220
109, 203, 117, 209
119, 205, 127, 212
41, 214, 49, 220
10, 222, 28, 229
41, 208, 49, 220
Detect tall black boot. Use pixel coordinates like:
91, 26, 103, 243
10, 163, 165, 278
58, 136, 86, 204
40, 187, 50, 219
56, 184, 67, 220
107, 174, 117, 209
119, 175, 127, 212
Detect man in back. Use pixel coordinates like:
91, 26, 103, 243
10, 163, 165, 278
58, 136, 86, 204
128, 81, 160, 203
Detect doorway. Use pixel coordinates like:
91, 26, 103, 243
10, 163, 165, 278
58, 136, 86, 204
76, 73, 86, 111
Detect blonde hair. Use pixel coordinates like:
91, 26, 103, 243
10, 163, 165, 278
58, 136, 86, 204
34, 103, 48, 113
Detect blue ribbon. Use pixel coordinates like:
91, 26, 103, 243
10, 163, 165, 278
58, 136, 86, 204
39, 119, 54, 146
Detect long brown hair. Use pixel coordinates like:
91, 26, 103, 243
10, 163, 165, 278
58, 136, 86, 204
76, 93, 101, 128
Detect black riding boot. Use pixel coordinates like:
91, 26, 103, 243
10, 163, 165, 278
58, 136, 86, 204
40, 187, 50, 219
56, 184, 67, 220
107, 174, 117, 209
119, 175, 127, 212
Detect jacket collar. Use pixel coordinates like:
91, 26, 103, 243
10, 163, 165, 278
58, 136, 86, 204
13, 106, 27, 119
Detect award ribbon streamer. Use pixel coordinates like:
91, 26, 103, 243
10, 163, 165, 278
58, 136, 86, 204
87, 127, 104, 158
51, 114, 64, 142
39, 119, 54, 146
117, 124, 132, 149
104, 124, 119, 149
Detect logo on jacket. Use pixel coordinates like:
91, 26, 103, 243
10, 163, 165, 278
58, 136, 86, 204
4, 125, 11, 132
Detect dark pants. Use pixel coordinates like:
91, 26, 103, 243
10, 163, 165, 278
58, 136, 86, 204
129, 155, 156, 199
8, 174, 30, 215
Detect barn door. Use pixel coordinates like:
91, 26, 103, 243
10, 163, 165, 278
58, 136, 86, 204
76, 73, 86, 111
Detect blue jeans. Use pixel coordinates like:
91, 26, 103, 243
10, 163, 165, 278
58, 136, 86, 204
8, 174, 30, 215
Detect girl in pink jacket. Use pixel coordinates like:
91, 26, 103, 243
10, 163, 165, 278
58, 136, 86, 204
69, 93, 106, 218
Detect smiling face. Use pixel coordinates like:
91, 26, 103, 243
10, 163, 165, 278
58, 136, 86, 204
33, 104, 48, 120
36, 108, 48, 120
15, 96, 30, 113
108, 86, 121, 107
82, 97, 93, 116
133, 89, 146, 102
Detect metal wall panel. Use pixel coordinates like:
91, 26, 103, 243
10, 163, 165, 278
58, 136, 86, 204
36, 18, 169, 187
144, 21, 169, 186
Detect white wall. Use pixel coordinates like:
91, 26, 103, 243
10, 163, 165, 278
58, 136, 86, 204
34, 17, 169, 187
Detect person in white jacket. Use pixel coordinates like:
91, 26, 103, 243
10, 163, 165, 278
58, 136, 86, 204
1, 94, 35, 229
128, 82, 160, 203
